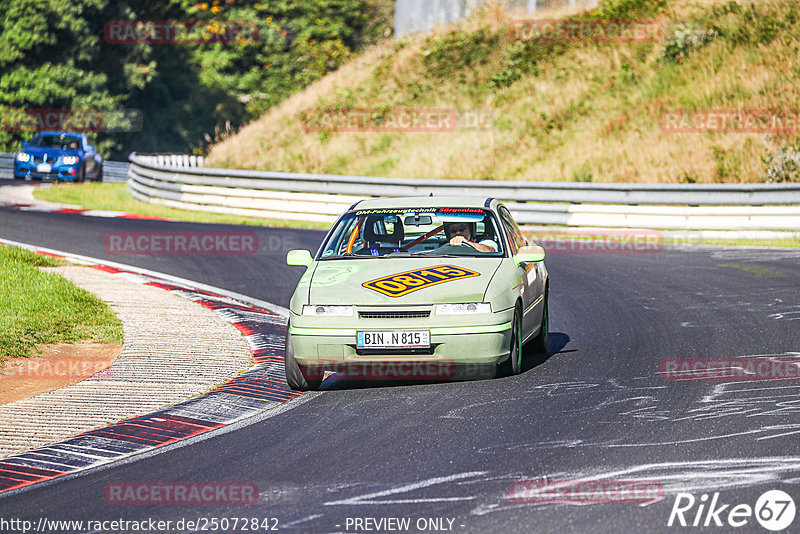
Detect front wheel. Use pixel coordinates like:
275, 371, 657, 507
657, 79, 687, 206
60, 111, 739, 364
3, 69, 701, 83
498, 306, 522, 377
529, 295, 549, 354
284, 328, 322, 391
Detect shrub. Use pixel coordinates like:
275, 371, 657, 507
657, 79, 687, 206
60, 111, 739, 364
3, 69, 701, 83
661, 24, 717, 63
422, 29, 498, 78
762, 138, 800, 183
587, 0, 670, 20
490, 41, 556, 89
726, 3, 791, 46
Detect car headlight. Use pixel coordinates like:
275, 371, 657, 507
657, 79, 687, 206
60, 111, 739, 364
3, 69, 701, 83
435, 303, 492, 315
16, 152, 30, 162
62, 156, 79, 165
302, 305, 354, 317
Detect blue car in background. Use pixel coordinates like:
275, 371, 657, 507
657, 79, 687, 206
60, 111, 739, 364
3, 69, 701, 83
14, 131, 103, 182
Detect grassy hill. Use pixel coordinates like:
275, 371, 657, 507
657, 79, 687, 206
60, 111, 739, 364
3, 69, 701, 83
207, 0, 800, 184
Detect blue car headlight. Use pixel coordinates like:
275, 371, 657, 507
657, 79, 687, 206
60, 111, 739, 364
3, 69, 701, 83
16, 152, 30, 163
62, 156, 79, 165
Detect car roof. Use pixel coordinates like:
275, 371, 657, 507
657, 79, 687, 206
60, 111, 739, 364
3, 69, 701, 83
351, 196, 498, 210
36, 131, 86, 138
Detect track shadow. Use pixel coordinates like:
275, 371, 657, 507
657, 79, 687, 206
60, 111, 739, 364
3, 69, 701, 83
320, 377, 453, 391
317, 332, 571, 391
318, 362, 497, 392
522, 331, 571, 372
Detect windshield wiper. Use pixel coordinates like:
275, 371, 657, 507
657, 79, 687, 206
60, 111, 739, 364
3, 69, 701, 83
386, 251, 452, 257
397, 253, 465, 258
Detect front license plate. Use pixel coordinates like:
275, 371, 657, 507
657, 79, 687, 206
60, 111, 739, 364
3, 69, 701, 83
357, 330, 430, 349
37, 163, 51, 173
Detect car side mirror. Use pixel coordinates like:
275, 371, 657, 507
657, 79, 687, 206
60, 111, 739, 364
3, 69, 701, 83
286, 249, 314, 267
87, 144, 95, 152
22, 141, 28, 147
514, 245, 545, 266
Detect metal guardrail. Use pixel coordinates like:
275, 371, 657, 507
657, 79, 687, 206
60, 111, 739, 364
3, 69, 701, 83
394, 0, 599, 36
101, 160, 130, 183
128, 152, 800, 233
128, 153, 800, 205
0, 153, 15, 179
0, 152, 128, 182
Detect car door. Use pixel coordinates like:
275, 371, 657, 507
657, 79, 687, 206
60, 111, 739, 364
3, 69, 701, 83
83, 141, 98, 176
497, 205, 539, 340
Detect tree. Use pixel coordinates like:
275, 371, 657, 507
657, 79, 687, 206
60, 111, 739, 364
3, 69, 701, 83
0, 0, 392, 159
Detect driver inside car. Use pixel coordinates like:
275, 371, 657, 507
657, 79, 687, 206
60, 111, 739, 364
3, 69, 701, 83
444, 221, 498, 252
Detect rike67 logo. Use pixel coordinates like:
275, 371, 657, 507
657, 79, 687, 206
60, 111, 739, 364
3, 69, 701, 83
668, 490, 795, 531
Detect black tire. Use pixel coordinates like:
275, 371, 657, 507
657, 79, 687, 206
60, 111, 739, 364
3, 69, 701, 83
498, 305, 522, 377
77, 163, 86, 183
529, 293, 549, 355
284, 328, 322, 391
95, 164, 103, 182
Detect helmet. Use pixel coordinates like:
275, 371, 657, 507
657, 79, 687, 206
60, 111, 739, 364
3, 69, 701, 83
444, 221, 477, 240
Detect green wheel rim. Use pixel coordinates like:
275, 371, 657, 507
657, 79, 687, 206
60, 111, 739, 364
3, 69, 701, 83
515, 309, 522, 368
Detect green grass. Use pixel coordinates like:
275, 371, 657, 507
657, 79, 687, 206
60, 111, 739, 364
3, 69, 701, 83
33, 183, 330, 229
0, 246, 124, 365
206, 0, 800, 184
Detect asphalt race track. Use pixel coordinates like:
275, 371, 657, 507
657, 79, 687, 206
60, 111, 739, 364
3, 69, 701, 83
2, 179, 800, 533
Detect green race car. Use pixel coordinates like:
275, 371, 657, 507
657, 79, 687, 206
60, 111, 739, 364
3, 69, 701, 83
284, 196, 549, 390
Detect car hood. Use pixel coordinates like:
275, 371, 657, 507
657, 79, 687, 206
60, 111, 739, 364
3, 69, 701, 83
22, 147, 81, 159
308, 257, 503, 306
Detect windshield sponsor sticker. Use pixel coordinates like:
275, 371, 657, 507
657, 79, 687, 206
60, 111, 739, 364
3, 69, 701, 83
354, 207, 484, 216
362, 265, 479, 297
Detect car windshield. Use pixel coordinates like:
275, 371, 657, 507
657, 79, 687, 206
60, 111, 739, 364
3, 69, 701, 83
29, 135, 81, 149
319, 207, 505, 259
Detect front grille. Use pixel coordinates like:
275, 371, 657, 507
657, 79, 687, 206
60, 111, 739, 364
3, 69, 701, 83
359, 311, 430, 319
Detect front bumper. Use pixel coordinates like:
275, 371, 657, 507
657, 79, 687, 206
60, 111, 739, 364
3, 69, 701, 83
14, 163, 80, 181
289, 307, 514, 381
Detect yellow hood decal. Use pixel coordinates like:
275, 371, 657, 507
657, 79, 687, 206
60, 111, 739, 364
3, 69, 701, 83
362, 265, 480, 298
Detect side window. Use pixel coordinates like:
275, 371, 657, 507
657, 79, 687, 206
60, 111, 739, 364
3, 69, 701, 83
497, 208, 518, 254
498, 206, 526, 253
